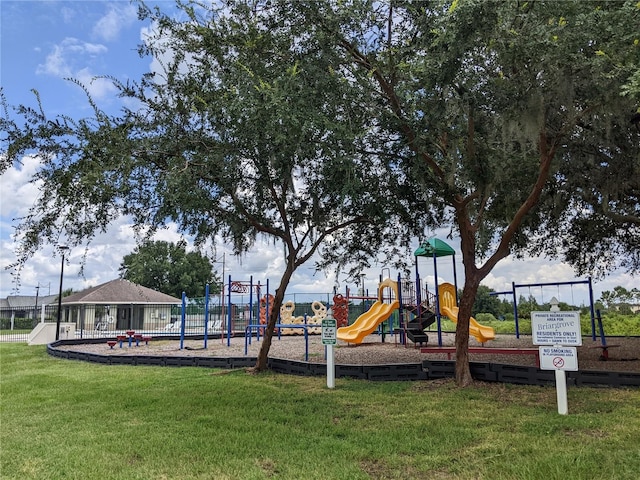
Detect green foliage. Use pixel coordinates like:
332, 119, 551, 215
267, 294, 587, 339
119, 240, 219, 298
2, 0, 638, 382
516, 294, 540, 320
537, 3, 640, 276
0, 1, 433, 370
599, 285, 640, 309
295, 0, 639, 383
475, 312, 498, 324
0, 318, 34, 330
469, 285, 502, 317
597, 312, 640, 336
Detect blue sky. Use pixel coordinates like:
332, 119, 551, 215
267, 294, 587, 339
0, 1, 637, 305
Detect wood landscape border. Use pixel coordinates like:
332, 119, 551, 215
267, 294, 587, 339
47, 338, 640, 388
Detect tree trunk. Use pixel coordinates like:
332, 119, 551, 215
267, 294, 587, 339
453, 316, 472, 386
454, 202, 485, 387
251, 261, 295, 372
454, 280, 481, 386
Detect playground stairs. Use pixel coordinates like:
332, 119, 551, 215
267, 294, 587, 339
405, 310, 436, 346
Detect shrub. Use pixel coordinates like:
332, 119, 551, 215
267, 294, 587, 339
0, 317, 35, 330
475, 313, 498, 323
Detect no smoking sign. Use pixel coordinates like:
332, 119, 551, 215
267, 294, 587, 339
540, 346, 578, 371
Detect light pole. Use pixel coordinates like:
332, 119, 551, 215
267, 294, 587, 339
34, 285, 40, 326
359, 273, 366, 297
55, 246, 69, 341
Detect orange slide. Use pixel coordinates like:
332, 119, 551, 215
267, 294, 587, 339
337, 278, 400, 345
438, 282, 495, 344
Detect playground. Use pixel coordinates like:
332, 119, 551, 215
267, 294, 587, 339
47, 238, 639, 383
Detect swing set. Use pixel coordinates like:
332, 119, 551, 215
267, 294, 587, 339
490, 278, 597, 340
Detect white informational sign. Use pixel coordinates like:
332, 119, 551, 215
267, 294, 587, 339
531, 311, 582, 346
322, 319, 337, 345
539, 346, 579, 371
532, 310, 582, 415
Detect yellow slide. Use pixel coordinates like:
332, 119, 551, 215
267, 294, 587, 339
438, 283, 495, 344
337, 279, 400, 345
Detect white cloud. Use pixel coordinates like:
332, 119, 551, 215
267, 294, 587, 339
35, 38, 119, 101
60, 6, 75, 24
36, 42, 72, 77
0, 155, 43, 219
37, 38, 108, 78
74, 67, 118, 99
92, 4, 137, 42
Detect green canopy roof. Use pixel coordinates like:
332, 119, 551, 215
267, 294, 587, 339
414, 238, 455, 258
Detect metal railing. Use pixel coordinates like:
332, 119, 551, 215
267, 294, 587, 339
0, 303, 253, 343
1, 293, 349, 344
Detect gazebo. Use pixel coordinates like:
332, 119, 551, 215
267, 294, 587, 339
61, 279, 181, 333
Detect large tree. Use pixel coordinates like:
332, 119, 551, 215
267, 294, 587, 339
0, 0, 427, 372
283, 0, 639, 384
119, 240, 218, 298
1, 1, 637, 385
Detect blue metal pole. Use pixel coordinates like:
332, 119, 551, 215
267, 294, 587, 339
249, 275, 254, 340
180, 292, 186, 349
596, 309, 607, 346
249, 277, 255, 332
204, 283, 210, 349
414, 255, 421, 306
512, 281, 519, 338
227, 275, 232, 347
433, 253, 442, 346
588, 277, 596, 341
262, 278, 270, 341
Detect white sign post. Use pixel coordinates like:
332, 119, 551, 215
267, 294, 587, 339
532, 311, 582, 415
322, 318, 337, 389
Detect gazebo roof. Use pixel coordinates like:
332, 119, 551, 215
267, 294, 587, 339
61, 279, 181, 305
414, 238, 455, 258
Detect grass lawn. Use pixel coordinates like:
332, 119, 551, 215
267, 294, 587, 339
1, 344, 639, 479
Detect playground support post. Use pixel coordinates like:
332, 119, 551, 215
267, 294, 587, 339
249, 276, 254, 330
512, 281, 519, 338
588, 277, 596, 341
204, 283, 210, 349
227, 275, 232, 346
266, 278, 270, 334
179, 292, 186, 350
432, 254, 443, 347
414, 259, 421, 308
